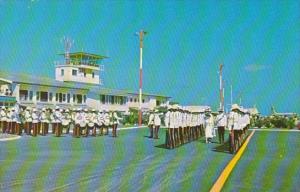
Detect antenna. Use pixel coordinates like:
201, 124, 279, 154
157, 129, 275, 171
61, 36, 74, 65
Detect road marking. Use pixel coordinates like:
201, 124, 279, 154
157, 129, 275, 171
210, 130, 256, 192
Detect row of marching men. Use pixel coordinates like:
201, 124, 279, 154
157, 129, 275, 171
0, 106, 122, 138
163, 106, 206, 149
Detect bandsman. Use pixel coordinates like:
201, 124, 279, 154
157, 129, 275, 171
24, 107, 32, 135
103, 110, 110, 135
6, 108, 12, 134
39, 108, 49, 136
11, 108, 21, 135
32, 108, 40, 137
97, 110, 104, 136
111, 110, 122, 137
53, 106, 62, 137
91, 109, 98, 136
85, 109, 95, 137
0, 106, 7, 133
229, 104, 241, 153
61, 109, 72, 134
164, 106, 171, 148
73, 108, 82, 138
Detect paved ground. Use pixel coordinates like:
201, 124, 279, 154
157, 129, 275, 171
0, 128, 233, 192
223, 131, 300, 191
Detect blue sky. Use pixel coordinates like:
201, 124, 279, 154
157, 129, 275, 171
0, 0, 299, 114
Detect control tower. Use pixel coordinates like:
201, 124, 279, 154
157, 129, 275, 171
55, 52, 107, 85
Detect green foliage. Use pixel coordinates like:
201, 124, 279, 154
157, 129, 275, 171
254, 115, 298, 129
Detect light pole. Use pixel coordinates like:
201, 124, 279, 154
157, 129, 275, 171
136, 30, 147, 127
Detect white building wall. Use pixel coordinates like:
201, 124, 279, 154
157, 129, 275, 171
55, 66, 100, 84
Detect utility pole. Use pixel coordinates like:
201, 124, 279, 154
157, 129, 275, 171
219, 64, 224, 111
230, 84, 233, 106
136, 30, 147, 127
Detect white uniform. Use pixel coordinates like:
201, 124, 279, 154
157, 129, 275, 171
228, 111, 239, 130
32, 111, 39, 124
205, 114, 214, 138
216, 113, 227, 127
104, 112, 110, 126
148, 113, 154, 126
0, 109, 7, 121
154, 113, 161, 126
40, 111, 49, 123
164, 111, 170, 127
62, 112, 71, 126
113, 112, 121, 125
169, 111, 175, 129
97, 112, 104, 126
24, 110, 33, 123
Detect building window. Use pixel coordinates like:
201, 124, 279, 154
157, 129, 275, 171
130, 98, 133, 102
49, 92, 53, 102
62, 94, 66, 102
142, 99, 145, 103
72, 69, 77, 76
134, 98, 137, 103
56, 93, 59, 102
29, 91, 33, 101
67, 94, 70, 103
100, 95, 105, 104
36, 91, 40, 101
73, 94, 75, 103
76, 94, 82, 104
92, 72, 95, 78
83, 95, 86, 103
19, 90, 28, 101
84, 73, 86, 77
59, 93, 62, 103
156, 100, 161, 106
40, 92, 48, 102
61, 69, 64, 76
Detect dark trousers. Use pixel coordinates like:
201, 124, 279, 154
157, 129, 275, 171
73, 124, 80, 138
154, 125, 160, 139
32, 123, 38, 137
112, 124, 118, 137
54, 123, 62, 137
148, 124, 154, 138
40, 123, 48, 136
218, 126, 225, 144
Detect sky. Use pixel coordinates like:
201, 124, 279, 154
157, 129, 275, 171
0, 0, 299, 115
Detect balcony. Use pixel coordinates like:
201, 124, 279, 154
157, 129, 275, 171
55, 61, 103, 71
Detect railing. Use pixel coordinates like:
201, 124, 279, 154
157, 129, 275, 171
55, 61, 100, 68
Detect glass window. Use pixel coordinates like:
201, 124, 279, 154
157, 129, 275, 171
67, 94, 70, 103
84, 73, 86, 77
134, 98, 137, 103
72, 69, 77, 76
100, 95, 105, 104
56, 93, 59, 102
83, 95, 86, 103
29, 91, 33, 101
62, 94, 66, 102
73, 94, 75, 103
142, 99, 145, 103
49, 92, 53, 102
130, 98, 133, 102
59, 93, 62, 103
156, 100, 161, 106
36, 91, 40, 101
19, 90, 28, 101
61, 69, 64, 76
77, 94, 82, 104
40, 92, 48, 102
92, 72, 95, 78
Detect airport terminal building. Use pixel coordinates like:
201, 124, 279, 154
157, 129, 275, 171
0, 52, 170, 112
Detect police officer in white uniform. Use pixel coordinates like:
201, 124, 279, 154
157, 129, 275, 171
111, 110, 122, 137
53, 106, 62, 137
164, 106, 171, 148
61, 109, 72, 134
153, 109, 161, 139
215, 109, 227, 144
24, 107, 33, 135
97, 110, 104, 136
40, 108, 49, 136
148, 109, 154, 138
73, 108, 82, 138
103, 110, 110, 135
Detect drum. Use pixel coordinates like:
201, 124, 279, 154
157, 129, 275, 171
62, 120, 70, 126
79, 121, 86, 128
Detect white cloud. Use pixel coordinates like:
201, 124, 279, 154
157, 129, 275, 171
244, 64, 269, 72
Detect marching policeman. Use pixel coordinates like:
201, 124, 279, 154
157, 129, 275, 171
85, 109, 95, 137
229, 104, 241, 153
164, 107, 171, 148
91, 109, 98, 136
153, 109, 161, 139
148, 110, 154, 138
204, 108, 214, 143
215, 109, 227, 144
